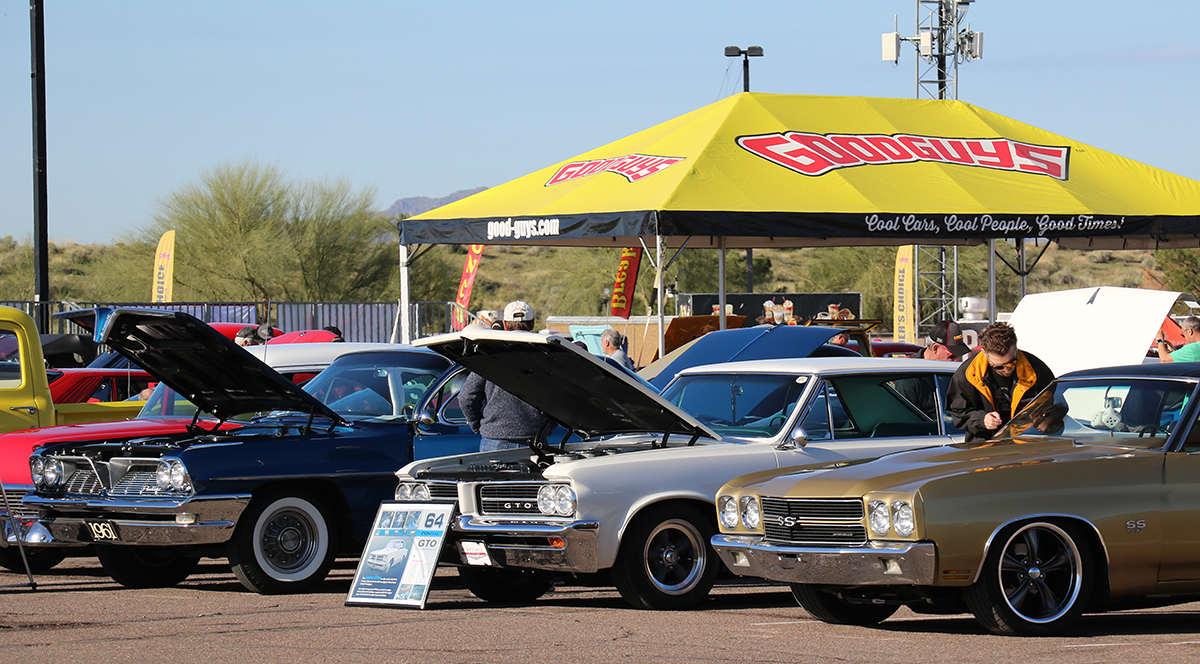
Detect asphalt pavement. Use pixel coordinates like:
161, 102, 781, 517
2, 556, 1200, 663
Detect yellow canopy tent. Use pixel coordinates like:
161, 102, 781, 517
398, 93, 1200, 342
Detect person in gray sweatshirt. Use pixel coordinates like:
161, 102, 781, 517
460, 300, 549, 452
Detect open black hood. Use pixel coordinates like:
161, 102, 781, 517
416, 328, 718, 440
57, 308, 341, 423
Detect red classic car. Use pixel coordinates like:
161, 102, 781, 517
47, 368, 154, 403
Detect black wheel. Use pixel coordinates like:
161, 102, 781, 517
0, 546, 67, 572
611, 504, 719, 610
790, 584, 900, 625
459, 566, 554, 603
227, 492, 337, 595
964, 521, 1093, 636
96, 546, 199, 588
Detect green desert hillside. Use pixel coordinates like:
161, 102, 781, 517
2, 235, 1181, 332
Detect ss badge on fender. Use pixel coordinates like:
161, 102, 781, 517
1126, 519, 1146, 533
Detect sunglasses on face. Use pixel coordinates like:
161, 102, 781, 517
989, 357, 1018, 371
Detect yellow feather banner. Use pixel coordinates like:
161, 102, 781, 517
152, 230, 176, 303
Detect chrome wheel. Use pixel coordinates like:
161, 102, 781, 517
997, 523, 1082, 624
642, 518, 705, 596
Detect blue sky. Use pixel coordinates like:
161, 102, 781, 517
2, 1, 1198, 244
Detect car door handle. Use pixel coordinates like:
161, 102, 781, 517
9, 406, 37, 414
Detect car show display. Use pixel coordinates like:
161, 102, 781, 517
21, 308, 480, 593
711, 362, 1200, 636
391, 327, 962, 610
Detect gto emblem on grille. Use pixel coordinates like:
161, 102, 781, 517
503, 502, 534, 510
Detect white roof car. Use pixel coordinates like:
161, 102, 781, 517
395, 328, 965, 610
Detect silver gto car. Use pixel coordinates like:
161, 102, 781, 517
394, 328, 964, 610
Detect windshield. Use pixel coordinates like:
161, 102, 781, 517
136, 383, 240, 421
998, 377, 1195, 449
303, 353, 449, 419
661, 373, 809, 438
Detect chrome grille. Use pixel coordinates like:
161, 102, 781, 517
425, 482, 458, 500
761, 497, 867, 545
64, 470, 103, 495
0, 488, 36, 519
110, 470, 184, 497
478, 483, 542, 515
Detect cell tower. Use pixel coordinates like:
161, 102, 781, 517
883, 1, 983, 335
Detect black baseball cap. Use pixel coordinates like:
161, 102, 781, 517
930, 321, 971, 357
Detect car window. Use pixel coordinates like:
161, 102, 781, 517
936, 374, 965, 435
799, 373, 941, 440
663, 373, 809, 438
0, 328, 20, 389
424, 371, 468, 424
306, 356, 446, 419
1000, 377, 1194, 450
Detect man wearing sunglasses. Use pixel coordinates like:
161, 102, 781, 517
946, 321, 1055, 442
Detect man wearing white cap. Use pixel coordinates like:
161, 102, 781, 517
460, 300, 548, 452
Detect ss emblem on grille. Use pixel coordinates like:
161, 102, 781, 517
777, 516, 799, 527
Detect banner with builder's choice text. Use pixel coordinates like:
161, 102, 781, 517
151, 230, 175, 303
893, 245, 916, 344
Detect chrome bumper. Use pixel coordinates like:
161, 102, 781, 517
451, 515, 600, 573
22, 493, 252, 546
711, 534, 937, 586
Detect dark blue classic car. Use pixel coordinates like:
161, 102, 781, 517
23, 308, 478, 594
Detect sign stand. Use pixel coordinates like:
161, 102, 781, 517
345, 501, 453, 609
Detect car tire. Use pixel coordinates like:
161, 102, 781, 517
96, 545, 199, 588
964, 520, 1093, 636
459, 566, 555, 603
611, 504, 719, 610
0, 546, 67, 573
790, 584, 900, 625
228, 492, 337, 595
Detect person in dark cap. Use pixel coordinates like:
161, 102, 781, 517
908, 320, 972, 361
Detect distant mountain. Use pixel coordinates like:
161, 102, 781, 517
386, 187, 487, 218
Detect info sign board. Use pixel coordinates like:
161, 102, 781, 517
345, 501, 453, 609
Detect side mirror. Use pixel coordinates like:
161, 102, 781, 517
401, 403, 416, 419
778, 426, 809, 449
418, 407, 436, 427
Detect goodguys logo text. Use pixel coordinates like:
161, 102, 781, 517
486, 217, 561, 241
546, 153, 684, 186
739, 132, 1070, 180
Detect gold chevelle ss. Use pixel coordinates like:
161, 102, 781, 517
711, 362, 1200, 636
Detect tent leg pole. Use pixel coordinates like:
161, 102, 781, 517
656, 235, 665, 360
718, 237, 727, 331
399, 244, 412, 344
988, 239, 997, 324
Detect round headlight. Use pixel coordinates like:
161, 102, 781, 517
156, 460, 172, 490
554, 485, 576, 517
891, 500, 915, 537
412, 483, 430, 501
44, 459, 63, 487
739, 496, 761, 530
30, 457, 44, 486
537, 484, 557, 515
169, 460, 187, 490
395, 483, 413, 500
868, 499, 891, 536
717, 495, 739, 529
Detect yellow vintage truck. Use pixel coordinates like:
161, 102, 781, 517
0, 306, 142, 434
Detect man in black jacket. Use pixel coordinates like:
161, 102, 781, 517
947, 322, 1055, 442
460, 301, 549, 452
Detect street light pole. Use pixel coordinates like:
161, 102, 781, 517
30, 0, 50, 332
724, 46, 764, 293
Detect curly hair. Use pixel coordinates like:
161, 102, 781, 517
979, 322, 1017, 355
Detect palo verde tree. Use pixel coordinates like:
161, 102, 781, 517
132, 161, 450, 303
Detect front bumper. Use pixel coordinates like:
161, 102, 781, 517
712, 534, 937, 586
22, 493, 252, 546
451, 515, 600, 573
